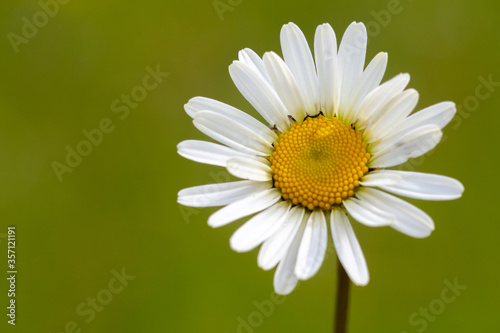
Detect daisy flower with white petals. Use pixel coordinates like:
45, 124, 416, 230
177, 22, 464, 295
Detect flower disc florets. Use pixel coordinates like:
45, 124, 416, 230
270, 115, 370, 210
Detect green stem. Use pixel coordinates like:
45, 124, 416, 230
334, 258, 350, 333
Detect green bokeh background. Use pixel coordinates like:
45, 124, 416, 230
1, 0, 499, 332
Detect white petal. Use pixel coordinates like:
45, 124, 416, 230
364, 89, 419, 142
353, 73, 410, 128
369, 125, 442, 168
295, 210, 328, 280
330, 210, 369, 286
263, 51, 307, 122
230, 201, 292, 252
348, 52, 388, 114
238, 48, 270, 83
356, 188, 435, 238
361, 170, 464, 201
337, 22, 367, 116
184, 97, 278, 145
360, 171, 402, 187
396, 101, 457, 136
258, 206, 306, 270
193, 111, 273, 156
226, 156, 273, 181
343, 197, 393, 227
178, 181, 271, 207
229, 61, 290, 132
177, 140, 248, 167
314, 23, 339, 118
208, 188, 281, 228
273, 220, 306, 295
281, 22, 319, 114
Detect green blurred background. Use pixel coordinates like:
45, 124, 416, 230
1, 0, 499, 332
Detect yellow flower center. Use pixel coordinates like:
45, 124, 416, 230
270, 115, 370, 211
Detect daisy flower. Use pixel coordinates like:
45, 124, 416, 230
177, 22, 464, 295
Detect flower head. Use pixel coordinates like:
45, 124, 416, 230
178, 22, 464, 295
